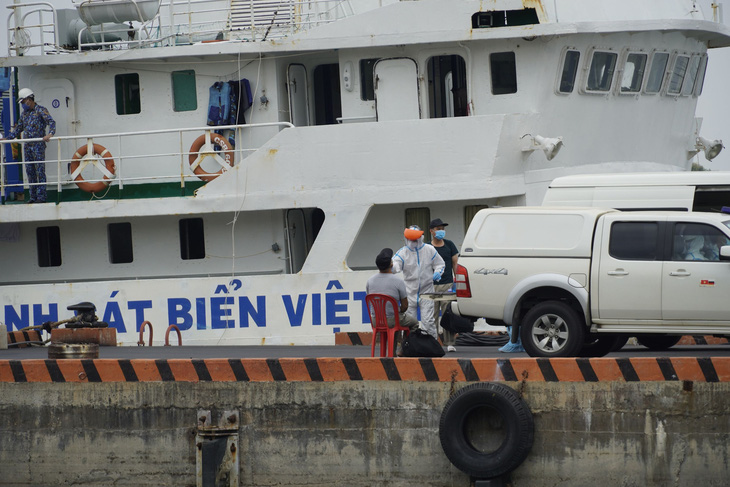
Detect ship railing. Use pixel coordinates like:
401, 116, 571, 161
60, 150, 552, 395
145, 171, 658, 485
0, 122, 293, 202
227, 0, 355, 42
75, 0, 165, 51
163, 0, 356, 45
5, 0, 356, 56
75, 23, 152, 51
5, 2, 60, 56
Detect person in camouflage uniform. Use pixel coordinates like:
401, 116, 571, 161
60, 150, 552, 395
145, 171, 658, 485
2, 88, 56, 203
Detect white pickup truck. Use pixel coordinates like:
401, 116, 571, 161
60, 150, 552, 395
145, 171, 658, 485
452, 207, 730, 357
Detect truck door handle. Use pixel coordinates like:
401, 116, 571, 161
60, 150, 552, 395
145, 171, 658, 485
669, 271, 691, 277
607, 269, 629, 276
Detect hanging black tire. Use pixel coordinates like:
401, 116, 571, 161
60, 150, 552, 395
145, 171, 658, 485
439, 382, 534, 479
520, 301, 586, 357
636, 334, 682, 351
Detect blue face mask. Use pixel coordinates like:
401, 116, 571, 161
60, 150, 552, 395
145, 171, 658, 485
21, 102, 31, 111
434, 230, 446, 240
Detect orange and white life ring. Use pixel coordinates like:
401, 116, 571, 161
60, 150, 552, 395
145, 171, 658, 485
188, 132, 234, 182
70, 143, 116, 193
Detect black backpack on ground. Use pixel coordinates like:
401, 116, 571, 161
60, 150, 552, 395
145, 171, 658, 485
402, 329, 445, 357
440, 308, 475, 334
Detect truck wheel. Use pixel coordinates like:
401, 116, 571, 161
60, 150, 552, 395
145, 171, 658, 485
636, 335, 681, 351
579, 334, 622, 357
520, 301, 585, 357
611, 334, 630, 352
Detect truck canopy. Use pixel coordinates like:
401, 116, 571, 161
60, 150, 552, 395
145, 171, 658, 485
461, 207, 616, 258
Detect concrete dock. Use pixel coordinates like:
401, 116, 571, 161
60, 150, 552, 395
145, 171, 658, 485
1, 340, 729, 486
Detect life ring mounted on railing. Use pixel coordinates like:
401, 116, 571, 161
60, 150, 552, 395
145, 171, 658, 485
70, 142, 116, 193
188, 131, 235, 182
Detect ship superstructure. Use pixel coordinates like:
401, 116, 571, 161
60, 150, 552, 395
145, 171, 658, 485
1, 0, 728, 345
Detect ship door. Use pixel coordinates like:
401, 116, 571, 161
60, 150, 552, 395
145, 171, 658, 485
35, 78, 77, 181
286, 209, 308, 273
426, 54, 467, 118
287, 64, 310, 127
373, 58, 420, 121
312, 63, 341, 125
36, 78, 76, 138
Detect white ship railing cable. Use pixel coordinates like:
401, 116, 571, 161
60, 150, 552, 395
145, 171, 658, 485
0, 122, 294, 199
5, 0, 355, 56
5, 2, 59, 56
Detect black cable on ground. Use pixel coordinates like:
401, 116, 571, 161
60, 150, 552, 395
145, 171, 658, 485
455, 332, 509, 347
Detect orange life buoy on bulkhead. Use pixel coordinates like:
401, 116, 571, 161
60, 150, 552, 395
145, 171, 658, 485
70, 143, 116, 193
188, 132, 234, 182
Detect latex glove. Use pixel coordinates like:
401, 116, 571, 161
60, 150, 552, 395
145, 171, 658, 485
433, 270, 442, 281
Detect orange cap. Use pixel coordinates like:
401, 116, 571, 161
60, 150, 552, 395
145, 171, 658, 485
404, 228, 423, 240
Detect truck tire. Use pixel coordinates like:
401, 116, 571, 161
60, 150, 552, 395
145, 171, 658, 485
520, 301, 585, 357
579, 334, 622, 357
439, 382, 534, 479
636, 335, 682, 351
611, 334, 630, 352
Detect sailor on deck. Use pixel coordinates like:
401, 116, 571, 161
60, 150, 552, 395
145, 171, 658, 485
2, 88, 56, 203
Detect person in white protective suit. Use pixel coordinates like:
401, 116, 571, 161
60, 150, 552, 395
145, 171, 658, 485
684, 234, 707, 261
392, 226, 446, 339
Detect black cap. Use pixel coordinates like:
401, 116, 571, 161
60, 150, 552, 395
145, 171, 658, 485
429, 218, 449, 229
375, 248, 393, 270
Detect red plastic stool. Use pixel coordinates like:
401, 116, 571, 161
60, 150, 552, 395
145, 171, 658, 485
366, 293, 411, 357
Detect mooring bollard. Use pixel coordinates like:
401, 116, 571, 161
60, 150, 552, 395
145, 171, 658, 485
0, 323, 7, 350
138, 321, 153, 346
165, 325, 182, 346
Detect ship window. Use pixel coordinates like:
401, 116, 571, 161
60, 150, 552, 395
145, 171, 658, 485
681, 55, 701, 96
464, 205, 489, 229
171, 70, 197, 112
490, 52, 517, 95
644, 52, 669, 94
427, 55, 468, 118
620, 53, 647, 93
108, 222, 133, 264
405, 208, 431, 243
694, 55, 708, 96
586, 51, 617, 92
667, 55, 689, 95
313, 64, 342, 125
37, 226, 61, 268
558, 50, 580, 93
471, 9, 539, 28
360, 58, 379, 101
115, 73, 141, 115
180, 218, 205, 260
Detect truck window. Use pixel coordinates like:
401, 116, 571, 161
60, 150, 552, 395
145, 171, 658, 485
672, 223, 730, 261
608, 222, 659, 261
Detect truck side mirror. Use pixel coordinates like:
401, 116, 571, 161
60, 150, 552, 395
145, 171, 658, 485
720, 246, 730, 261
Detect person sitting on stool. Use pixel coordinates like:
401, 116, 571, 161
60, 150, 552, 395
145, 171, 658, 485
366, 248, 419, 356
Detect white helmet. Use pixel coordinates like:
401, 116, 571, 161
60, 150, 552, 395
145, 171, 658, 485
17, 88, 33, 104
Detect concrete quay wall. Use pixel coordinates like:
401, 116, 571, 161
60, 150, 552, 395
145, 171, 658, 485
1, 357, 729, 486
